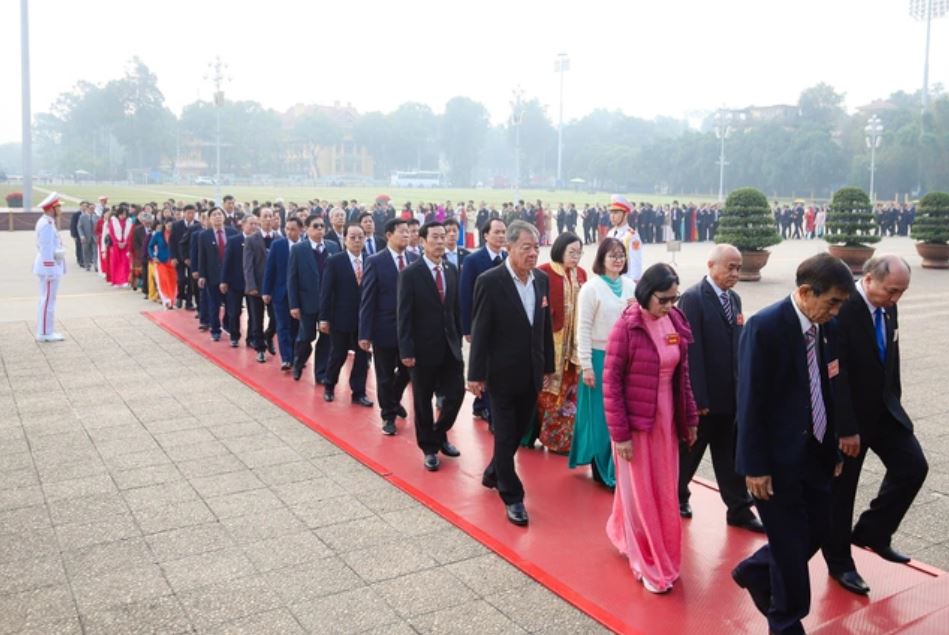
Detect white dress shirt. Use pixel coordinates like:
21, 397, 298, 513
504, 258, 535, 326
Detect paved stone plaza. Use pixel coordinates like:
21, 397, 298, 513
0, 229, 946, 633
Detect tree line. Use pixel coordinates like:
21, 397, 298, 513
6, 57, 949, 199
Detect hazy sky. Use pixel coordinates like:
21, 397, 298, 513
2, 0, 947, 144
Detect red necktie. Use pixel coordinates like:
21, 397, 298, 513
216, 230, 225, 260
434, 265, 445, 303
397, 254, 405, 272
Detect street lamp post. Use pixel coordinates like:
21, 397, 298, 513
714, 109, 732, 203
20, 0, 32, 212
204, 56, 230, 204
909, 0, 948, 114
510, 87, 525, 204
865, 115, 884, 203
554, 53, 569, 189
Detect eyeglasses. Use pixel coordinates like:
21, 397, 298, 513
606, 253, 627, 261
654, 294, 681, 306
311, 224, 324, 229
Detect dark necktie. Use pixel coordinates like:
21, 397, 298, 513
216, 230, 225, 261
805, 325, 827, 442
366, 237, 374, 254
492, 255, 502, 266
434, 265, 445, 303
874, 307, 886, 363
719, 291, 733, 324
397, 254, 405, 272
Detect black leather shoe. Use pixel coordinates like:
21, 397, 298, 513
506, 502, 529, 526
853, 538, 911, 564
229, 339, 239, 348
280, 362, 292, 371
185, 303, 195, 311
352, 396, 374, 408
440, 442, 461, 457
198, 324, 209, 331
211, 333, 221, 342
728, 517, 766, 534
396, 405, 408, 419
267, 341, 276, 355
424, 454, 440, 471
323, 390, 335, 402
679, 502, 693, 519
382, 419, 397, 436
731, 565, 770, 616
830, 570, 870, 595
292, 366, 302, 381
482, 473, 497, 489
256, 352, 266, 363
175, 299, 183, 308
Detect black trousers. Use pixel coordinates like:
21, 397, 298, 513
246, 294, 267, 352
678, 413, 755, 523
409, 355, 464, 455
822, 419, 928, 575
325, 329, 370, 397
736, 442, 834, 635
176, 262, 195, 305
294, 312, 331, 383
74, 237, 83, 266
485, 388, 539, 505
224, 289, 244, 342
372, 344, 411, 421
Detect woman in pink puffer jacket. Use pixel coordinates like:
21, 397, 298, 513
602, 263, 699, 594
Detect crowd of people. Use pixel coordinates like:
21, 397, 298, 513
34, 190, 929, 635
772, 201, 917, 240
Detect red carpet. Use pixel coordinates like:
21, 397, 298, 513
148, 309, 947, 634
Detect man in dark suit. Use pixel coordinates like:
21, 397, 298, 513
263, 217, 303, 370
320, 223, 373, 407
677, 244, 763, 533
171, 205, 200, 310
288, 215, 339, 383
69, 203, 83, 267
243, 214, 271, 363
459, 218, 508, 425
324, 207, 346, 248
359, 212, 381, 257
397, 221, 465, 471
821, 254, 927, 596
442, 218, 470, 270
359, 218, 417, 435
732, 253, 854, 635
221, 216, 252, 348
197, 209, 237, 342
468, 220, 554, 527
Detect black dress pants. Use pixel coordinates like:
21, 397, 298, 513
484, 387, 539, 505
294, 313, 331, 383
246, 294, 266, 352
678, 413, 755, 523
409, 355, 464, 455
822, 419, 928, 574
325, 329, 370, 397
225, 289, 243, 342
373, 345, 411, 421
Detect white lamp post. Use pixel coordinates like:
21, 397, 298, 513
510, 87, 525, 203
714, 109, 732, 202
909, 0, 948, 113
865, 115, 884, 203
554, 53, 569, 189
204, 57, 230, 204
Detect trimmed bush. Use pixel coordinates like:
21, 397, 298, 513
914, 192, 949, 244
714, 187, 782, 251
825, 187, 880, 247
5, 192, 23, 208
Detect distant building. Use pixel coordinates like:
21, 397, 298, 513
282, 102, 374, 182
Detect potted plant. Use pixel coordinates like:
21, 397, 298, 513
4, 192, 23, 208
825, 187, 880, 273
914, 192, 949, 269
714, 187, 782, 281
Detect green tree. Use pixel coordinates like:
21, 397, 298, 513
441, 97, 489, 187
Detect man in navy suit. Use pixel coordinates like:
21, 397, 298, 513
359, 212, 381, 257
732, 253, 854, 635
442, 218, 470, 270
263, 217, 303, 370
359, 218, 417, 435
288, 215, 339, 383
170, 204, 200, 309
677, 244, 763, 533
459, 217, 507, 425
197, 208, 237, 342
320, 223, 373, 407
221, 216, 254, 347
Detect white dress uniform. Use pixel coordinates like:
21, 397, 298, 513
34, 193, 66, 341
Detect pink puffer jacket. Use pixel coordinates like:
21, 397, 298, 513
603, 305, 699, 443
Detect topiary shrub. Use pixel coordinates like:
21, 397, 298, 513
825, 187, 880, 247
5, 192, 23, 208
714, 187, 782, 251
914, 192, 949, 244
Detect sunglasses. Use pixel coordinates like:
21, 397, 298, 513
654, 294, 681, 306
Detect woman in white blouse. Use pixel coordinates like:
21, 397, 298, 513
568, 237, 637, 487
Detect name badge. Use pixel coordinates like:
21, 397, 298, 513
665, 333, 680, 346
736, 313, 744, 326
827, 359, 840, 379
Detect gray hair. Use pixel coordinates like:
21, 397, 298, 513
863, 254, 911, 281
505, 220, 539, 245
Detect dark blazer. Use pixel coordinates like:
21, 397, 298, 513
222, 233, 247, 293
362, 234, 382, 258
325, 229, 343, 248
197, 226, 236, 285
736, 297, 840, 477
169, 219, 191, 262
833, 290, 911, 437
261, 237, 292, 300
459, 246, 506, 335
467, 264, 555, 396
443, 247, 470, 271
678, 278, 742, 416
287, 240, 338, 314
319, 251, 364, 331
358, 249, 418, 349
397, 258, 463, 366
242, 231, 268, 295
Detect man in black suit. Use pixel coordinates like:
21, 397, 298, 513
397, 221, 465, 472
320, 223, 373, 407
69, 202, 83, 267
677, 244, 763, 533
325, 207, 346, 248
468, 220, 554, 527
288, 215, 339, 383
359, 218, 417, 436
171, 204, 200, 310
359, 212, 380, 257
821, 254, 927, 596
221, 216, 252, 348
197, 208, 236, 342
442, 218, 470, 270
732, 253, 854, 635
243, 214, 271, 363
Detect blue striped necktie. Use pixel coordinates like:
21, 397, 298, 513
720, 291, 733, 323
874, 307, 886, 363
805, 325, 827, 442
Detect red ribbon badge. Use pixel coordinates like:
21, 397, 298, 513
665, 332, 680, 346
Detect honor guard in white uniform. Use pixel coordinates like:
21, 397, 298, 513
606, 194, 643, 283
34, 192, 66, 342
